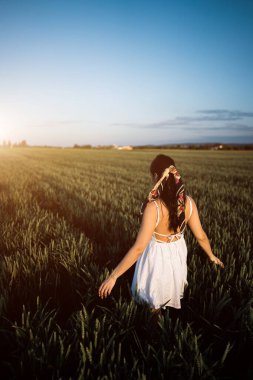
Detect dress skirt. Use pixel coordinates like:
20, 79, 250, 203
130, 235, 188, 309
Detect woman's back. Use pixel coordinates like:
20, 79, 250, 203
152, 195, 193, 243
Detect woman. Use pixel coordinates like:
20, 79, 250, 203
98, 154, 224, 316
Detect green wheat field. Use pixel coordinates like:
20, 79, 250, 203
0, 148, 252, 380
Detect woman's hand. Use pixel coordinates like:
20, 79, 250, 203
209, 255, 224, 268
98, 275, 117, 299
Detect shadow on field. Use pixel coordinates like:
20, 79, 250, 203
30, 172, 136, 264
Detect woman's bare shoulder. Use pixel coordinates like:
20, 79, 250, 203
186, 194, 196, 206
185, 195, 197, 221
149, 198, 163, 210
145, 200, 157, 210
141, 201, 157, 221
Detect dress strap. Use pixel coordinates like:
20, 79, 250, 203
152, 200, 160, 227
187, 195, 193, 219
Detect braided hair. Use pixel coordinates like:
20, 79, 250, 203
140, 154, 186, 233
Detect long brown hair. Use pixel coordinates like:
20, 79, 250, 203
149, 154, 186, 232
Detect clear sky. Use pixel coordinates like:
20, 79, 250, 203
0, 0, 253, 146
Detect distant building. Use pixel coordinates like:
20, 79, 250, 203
118, 145, 133, 150
113, 144, 133, 150
211, 144, 224, 150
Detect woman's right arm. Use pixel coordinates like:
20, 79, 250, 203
187, 197, 224, 268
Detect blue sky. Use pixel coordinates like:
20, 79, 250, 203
0, 0, 253, 146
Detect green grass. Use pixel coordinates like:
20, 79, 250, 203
0, 147, 252, 379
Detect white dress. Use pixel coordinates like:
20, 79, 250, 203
131, 196, 193, 310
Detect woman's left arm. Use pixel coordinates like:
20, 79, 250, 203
98, 202, 157, 299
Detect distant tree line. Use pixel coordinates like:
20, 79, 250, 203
73, 144, 115, 149
133, 143, 253, 150
1, 140, 29, 148
73, 144, 92, 149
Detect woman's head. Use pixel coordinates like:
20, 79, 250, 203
150, 154, 176, 184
